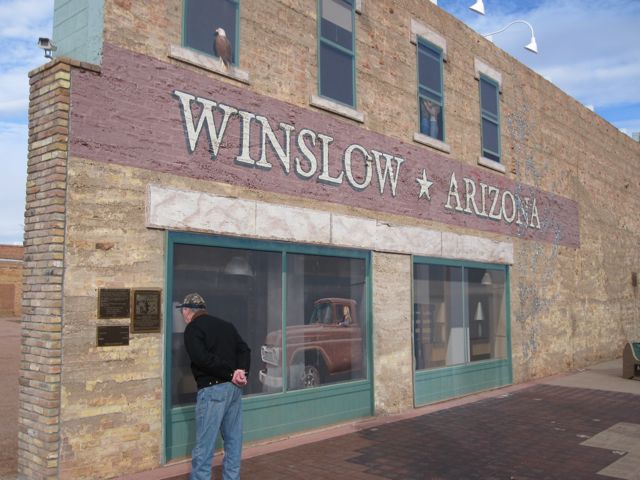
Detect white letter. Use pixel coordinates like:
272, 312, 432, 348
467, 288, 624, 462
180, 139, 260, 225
317, 133, 344, 185
174, 90, 237, 160
445, 173, 463, 211
344, 144, 372, 190
530, 198, 541, 229
235, 109, 257, 166
488, 186, 502, 220
463, 177, 482, 215
501, 190, 516, 223
295, 129, 318, 179
371, 150, 404, 197
255, 115, 295, 173
516, 196, 530, 226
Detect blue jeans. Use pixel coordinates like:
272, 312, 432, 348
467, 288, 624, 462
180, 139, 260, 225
190, 382, 243, 480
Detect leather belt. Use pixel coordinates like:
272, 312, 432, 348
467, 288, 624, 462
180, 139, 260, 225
200, 379, 227, 389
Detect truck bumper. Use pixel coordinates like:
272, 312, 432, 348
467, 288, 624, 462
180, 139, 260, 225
259, 369, 283, 389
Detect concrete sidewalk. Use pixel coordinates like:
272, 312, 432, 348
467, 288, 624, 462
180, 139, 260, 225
123, 358, 640, 480
2, 320, 638, 480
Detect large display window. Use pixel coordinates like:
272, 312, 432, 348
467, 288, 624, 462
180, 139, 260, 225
165, 233, 372, 460
413, 258, 511, 406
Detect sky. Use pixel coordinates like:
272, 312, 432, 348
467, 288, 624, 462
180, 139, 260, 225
0, 0, 639, 245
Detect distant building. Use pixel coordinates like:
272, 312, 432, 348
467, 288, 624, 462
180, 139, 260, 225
633, 132, 640, 142
0, 245, 23, 317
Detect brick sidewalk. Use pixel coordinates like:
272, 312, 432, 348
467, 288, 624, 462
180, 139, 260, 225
195, 384, 638, 480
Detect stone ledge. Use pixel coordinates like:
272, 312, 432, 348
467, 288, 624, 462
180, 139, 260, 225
29, 56, 101, 79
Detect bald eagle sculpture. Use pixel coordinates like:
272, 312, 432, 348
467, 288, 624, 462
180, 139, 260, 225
214, 27, 232, 69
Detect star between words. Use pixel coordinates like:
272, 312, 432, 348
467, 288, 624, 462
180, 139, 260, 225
174, 89, 541, 230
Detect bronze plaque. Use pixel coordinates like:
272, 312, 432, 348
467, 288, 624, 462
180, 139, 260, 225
132, 289, 162, 333
97, 325, 130, 347
98, 288, 131, 319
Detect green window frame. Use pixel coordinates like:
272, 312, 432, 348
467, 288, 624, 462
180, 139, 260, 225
164, 232, 373, 461
417, 38, 445, 141
183, 0, 240, 65
479, 74, 501, 162
412, 256, 512, 406
318, 0, 356, 107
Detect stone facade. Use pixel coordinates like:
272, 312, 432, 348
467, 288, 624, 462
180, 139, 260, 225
20, 0, 640, 478
0, 245, 24, 317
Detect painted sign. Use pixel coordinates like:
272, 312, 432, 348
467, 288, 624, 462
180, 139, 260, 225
173, 90, 544, 233
70, 44, 578, 247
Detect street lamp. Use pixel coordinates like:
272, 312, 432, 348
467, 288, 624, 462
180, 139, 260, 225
430, 0, 485, 15
483, 20, 538, 54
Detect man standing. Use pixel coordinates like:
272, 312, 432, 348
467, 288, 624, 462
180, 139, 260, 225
178, 293, 251, 480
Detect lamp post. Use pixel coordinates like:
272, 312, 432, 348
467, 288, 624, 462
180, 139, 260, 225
429, 0, 485, 15
483, 19, 538, 54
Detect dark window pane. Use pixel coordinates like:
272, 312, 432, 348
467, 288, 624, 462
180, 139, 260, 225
413, 264, 464, 369
480, 78, 498, 116
320, 43, 354, 106
321, 18, 352, 50
418, 45, 441, 94
321, 0, 353, 50
482, 118, 499, 158
414, 264, 507, 370
171, 244, 282, 405
465, 268, 506, 362
286, 254, 366, 390
185, 0, 237, 63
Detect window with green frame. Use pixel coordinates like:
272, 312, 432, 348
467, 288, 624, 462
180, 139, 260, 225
418, 39, 444, 141
479, 74, 501, 162
183, 0, 239, 65
413, 261, 507, 370
169, 240, 368, 406
318, 0, 355, 107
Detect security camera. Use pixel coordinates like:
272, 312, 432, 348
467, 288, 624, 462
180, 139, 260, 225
37, 37, 57, 59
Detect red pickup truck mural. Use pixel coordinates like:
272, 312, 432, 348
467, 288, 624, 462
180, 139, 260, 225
259, 298, 363, 391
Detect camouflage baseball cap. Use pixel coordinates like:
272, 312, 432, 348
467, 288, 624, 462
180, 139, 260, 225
176, 292, 206, 309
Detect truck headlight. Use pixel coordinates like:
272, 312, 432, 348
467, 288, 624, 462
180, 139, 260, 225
261, 345, 281, 366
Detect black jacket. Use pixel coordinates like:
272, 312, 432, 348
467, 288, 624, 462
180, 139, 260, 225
183, 311, 251, 390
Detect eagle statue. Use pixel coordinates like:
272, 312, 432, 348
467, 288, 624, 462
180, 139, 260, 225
214, 27, 233, 69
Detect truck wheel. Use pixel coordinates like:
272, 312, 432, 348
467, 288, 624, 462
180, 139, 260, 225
301, 364, 321, 388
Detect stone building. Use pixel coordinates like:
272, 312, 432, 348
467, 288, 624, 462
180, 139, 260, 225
0, 245, 23, 317
22, 0, 639, 478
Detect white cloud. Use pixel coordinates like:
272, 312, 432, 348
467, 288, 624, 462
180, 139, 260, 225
0, 0, 53, 244
465, 0, 640, 111
0, 0, 53, 39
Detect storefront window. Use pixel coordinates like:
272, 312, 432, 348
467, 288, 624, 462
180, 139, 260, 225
285, 254, 366, 390
171, 242, 368, 405
413, 262, 506, 370
171, 244, 282, 405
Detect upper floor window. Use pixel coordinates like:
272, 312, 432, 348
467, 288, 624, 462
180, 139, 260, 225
479, 75, 501, 162
318, 0, 355, 107
418, 39, 444, 142
184, 0, 239, 67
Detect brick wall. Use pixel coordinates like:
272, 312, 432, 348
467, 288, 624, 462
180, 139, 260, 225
20, 57, 99, 480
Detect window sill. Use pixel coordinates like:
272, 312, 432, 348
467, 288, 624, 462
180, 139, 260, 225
309, 95, 364, 123
413, 132, 451, 154
478, 156, 506, 173
168, 44, 250, 84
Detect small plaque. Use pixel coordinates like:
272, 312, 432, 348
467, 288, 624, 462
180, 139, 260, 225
132, 289, 162, 333
97, 325, 130, 347
98, 288, 131, 319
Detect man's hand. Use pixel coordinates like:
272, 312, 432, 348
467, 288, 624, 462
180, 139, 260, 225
232, 369, 247, 387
